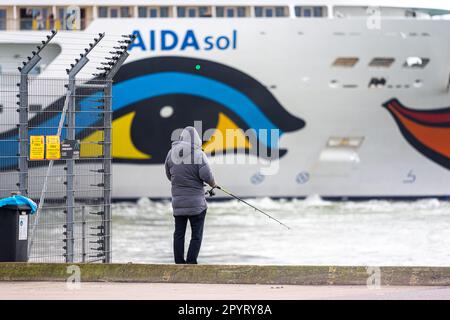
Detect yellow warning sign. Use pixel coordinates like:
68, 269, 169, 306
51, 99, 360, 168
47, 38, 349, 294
29, 136, 45, 160
45, 135, 61, 160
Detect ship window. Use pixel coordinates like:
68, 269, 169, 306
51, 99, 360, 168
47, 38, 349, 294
255, 6, 288, 17
332, 6, 448, 18
314, 7, 323, 17
19, 8, 50, 30
295, 6, 327, 17
199, 7, 209, 17
403, 57, 429, 69
275, 7, 284, 17
255, 7, 263, 17
98, 6, 132, 18
177, 6, 212, 18
161, 7, 169, 17
110, 8, 118, 18
0, 9, 6, 30
217, 6, 248, 17
120, 7, 130, 18
138, 7, 147, 17
332, 57, 359, 67
177, 7, 186, 17
369, 57, 395, 67
98, 7, 108, 18
138, 6, 171, 18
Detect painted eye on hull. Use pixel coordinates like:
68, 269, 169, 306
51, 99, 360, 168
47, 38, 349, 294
0, 57, 306, 170
111, 94, 253, 163
86, 56, 306, 164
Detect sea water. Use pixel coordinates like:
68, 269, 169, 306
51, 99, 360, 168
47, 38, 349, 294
112, 196, 450, 266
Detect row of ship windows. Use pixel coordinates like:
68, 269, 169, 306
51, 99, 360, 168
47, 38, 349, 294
333, 57, 430, 68
97, 6, 326, 18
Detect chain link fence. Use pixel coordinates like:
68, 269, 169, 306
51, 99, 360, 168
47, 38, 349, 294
0, 75, 111, 263
27, 77, 112, 263
0, 30, 134, 263
0, 74, 21, 197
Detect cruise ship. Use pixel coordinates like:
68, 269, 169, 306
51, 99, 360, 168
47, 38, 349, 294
1, 0, 450, 199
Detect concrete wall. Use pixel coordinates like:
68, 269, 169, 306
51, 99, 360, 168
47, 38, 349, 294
1, 263, 450, 286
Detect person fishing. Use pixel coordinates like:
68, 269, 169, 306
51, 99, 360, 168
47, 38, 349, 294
164, 126, 216, 264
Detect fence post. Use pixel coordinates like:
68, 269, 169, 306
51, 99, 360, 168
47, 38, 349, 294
64, 33, 105, 263
97, 33, 136, 263
81, 205, 86, 263
17, 30, 57, 196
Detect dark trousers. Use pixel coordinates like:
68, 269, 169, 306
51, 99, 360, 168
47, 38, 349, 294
173, 210, 206, 264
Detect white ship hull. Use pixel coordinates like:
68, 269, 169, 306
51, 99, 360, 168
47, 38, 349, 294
1, 17, 450, 199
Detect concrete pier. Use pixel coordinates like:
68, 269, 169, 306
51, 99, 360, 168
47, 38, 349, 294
1, 263, 450, 286
1, 263, 450, 299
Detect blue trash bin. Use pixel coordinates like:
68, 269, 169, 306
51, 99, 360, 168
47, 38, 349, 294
0, 195, 37, 262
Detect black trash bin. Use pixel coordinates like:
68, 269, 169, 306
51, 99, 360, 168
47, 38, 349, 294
0, 204, 32, 262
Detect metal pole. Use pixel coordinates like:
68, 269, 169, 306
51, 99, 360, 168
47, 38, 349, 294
102, 81, 112, 263
18, 70, 33, 196
66, 56, 87, 263
64, 33, 104, 263
101, 51, 129, 263
17, 30, 57, 196
99, 34, 136, 263
81, 205, 86, 263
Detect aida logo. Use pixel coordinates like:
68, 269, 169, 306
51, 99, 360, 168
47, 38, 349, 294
129, 29, 237, 51
383, 98, 450, 170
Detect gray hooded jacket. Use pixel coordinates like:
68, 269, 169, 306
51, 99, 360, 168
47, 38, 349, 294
165, 126, 216, 216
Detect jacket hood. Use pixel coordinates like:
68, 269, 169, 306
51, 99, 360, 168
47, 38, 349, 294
171, 126, 203, 159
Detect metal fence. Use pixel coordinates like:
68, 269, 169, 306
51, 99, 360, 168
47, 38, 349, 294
26, 76, 112, 263
0, 30, 134, 263
0, 74, 21, 198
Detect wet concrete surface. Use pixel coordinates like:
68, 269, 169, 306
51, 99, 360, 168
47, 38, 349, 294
1, 282, 450, 300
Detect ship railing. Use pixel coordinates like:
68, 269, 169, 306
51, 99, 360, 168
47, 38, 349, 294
0, 18, 90, 32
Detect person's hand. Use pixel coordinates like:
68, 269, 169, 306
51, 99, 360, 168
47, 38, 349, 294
205, 188, 215, 197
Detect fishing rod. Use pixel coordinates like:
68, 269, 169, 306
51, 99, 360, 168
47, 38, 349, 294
206, 185, 291, 230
